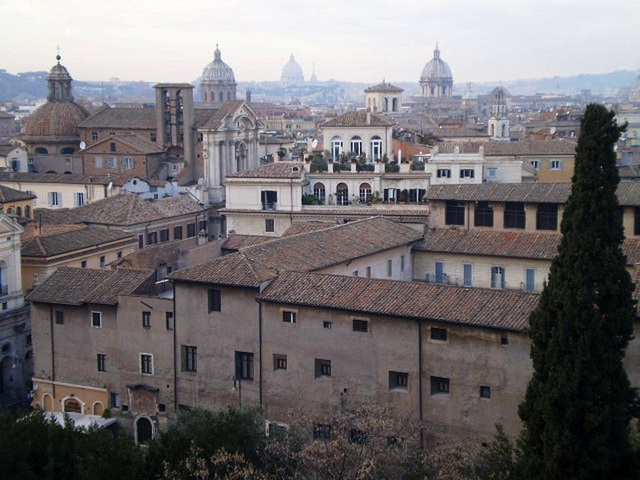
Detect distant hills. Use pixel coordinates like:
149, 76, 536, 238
0, 68, 637, 103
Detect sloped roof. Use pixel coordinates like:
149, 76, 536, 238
425, 183, 572, 203
226, 162, 305, 179
483, 139, 577, 156
281, 222, 335, 237
57, 194, 205, 226
21, 226, 134, 258
84, 134, 164, 154
0, 172, 130, 186
364, 82, 404, 93
222, 235, 274, 252
436, 127, 488, 138
26, 267, 154, 305
170, 216, 423, 286
258, 271, 539, 332
321, 110, 395, 128
77, 107, 156, 129
0, 185, 36, 203
200, 101, 247, 129
425, 182, 640, 207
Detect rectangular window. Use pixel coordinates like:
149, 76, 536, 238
491, 266, 506, 289
261, 190, 278, 210
187, 223, 196, 238
208, 289, 221, 312
550, 160, 563, 170
460, 168, 475, 178
160, 228, 169, 242
150, 133, 157, 142
235, 351, 254, 380
122, 157, 134, 170
48, 192, 61, 207
108, 157, 118, 168
147, 232, 158, 245
97, 353, 106, 372
635, 207, 640, 236
117, 251, 123, 259
109, 142, 116, 152
353, 319, 369, 333
55, 310, 64, 325
536, 203, 558, 231
138, 234, 144, 249
26, 334, 32, 346
265, 218, 275, 233
273, 354, 287, 370
431, 327, 448, 341
434, 261, 445, 284
430, 376, 450, 395
389, 371, 409, 389
463, 263, 473, 287
91, 131, 98, 141
111, 392, 121, 408
323, 321, 332, 329
282, 310, 297, 324
81, 260, 87, 268
387, 259, 392, 277
315, 359, 332, 378
182, 345, 197, 372
445, 201, 465, 226
174, 225, 183, 240
166, 312, 174, 330
474, 201, 494, 227
480, 386, 491, 398
140, 354, 153, 375
91, 311, 102, 328
366, 267, 371, 278
530, 160, 540, 170
437, 168, 451, 178
525, 268, 536, 292
400, 255, 405, 272
94, 156, 103, 168
487, 167, 497, 178
142, 311, 151, 329
99, 255, 106, 268
504, 202, 525, 229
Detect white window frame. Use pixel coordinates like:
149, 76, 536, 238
282, 309, 297, 324
91, 311, 102, 328
550, 160, 563, 170
530, 160, 541, 170
349, 137, 362, 156
370, 138, 382, 161
140, 353, 154, 375
122, 157, 134, 170
108, 157, 118, 169
74, 192, 86, 207
437, 168, 451, 178
460, 168, 475, 179
48, 192, 61, 207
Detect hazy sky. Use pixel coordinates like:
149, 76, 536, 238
1, 0, 638, 85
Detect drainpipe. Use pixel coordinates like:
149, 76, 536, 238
49, 305, 56, 402
172, 281, 178, 412
257, 297, 263, 406
417, 319, 424, 448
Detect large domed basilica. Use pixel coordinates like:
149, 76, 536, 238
281, 53, 305, 85
23, 55, 88, 155
419, 44, 453, 99
200, 45, 237, 105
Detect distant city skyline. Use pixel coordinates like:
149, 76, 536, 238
1, 0, 638, 85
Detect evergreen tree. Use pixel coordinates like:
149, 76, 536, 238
517, 104, 637, 479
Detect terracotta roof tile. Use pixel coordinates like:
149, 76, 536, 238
364, 82, 404, 93
258, 271, 539, 332
226, 162, 305, 179
21, 226, 134, 258
425, 183, 572, 203
0, 172, 130, 186
222, 235, 274, 252
281, 222, 335, 237
26, 267, 154, 305
321, 111, 395, 128
78, 107, 156, 129
483, 139, 577, 156
0, 185, 36, 203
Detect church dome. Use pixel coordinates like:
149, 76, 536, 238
281, 54, 304, 85
202, 46, 236, 83
420, 45, 452, 83
24, 101, 88, 138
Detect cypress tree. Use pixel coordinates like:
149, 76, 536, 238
517, 104, 637, 479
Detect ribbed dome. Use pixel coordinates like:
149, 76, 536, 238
202, 46, 236, 82
281, 54, 304, 85
420, 46, 452, 82
48, 56, 71, 82
24, 101, 88, 138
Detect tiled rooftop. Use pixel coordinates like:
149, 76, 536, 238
21, 226, 134, 258
0, 172, 131, 186
26, 267, 154, 306
484, 139, 577, 156
321, 111, 395, 128
170, 216, 423, 286
0, 185, 36, 203
222, 234, 274, 252
364, 82, 404, 93
78, 107, 157, 129
258, 271, 539, 332
226, 162, 305, 179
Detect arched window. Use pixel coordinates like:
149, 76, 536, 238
383, 98, 389, 112
370, 136, 382, 161
501, 124, 506, 137
61, 147, 74, 155
15, 207, 22, 217
336, 183, 349, 206
64, 398, 82, 413
331, 137, 343, 161
203, 92, 207, 102
359, 183, 372, 203
490, 124, 495, 137
35, 148, 48, 155
430, 86, 435, 96
392, 98, 398, 112
227, 92, 231, 101
313, 182, 326, 204
42, 393, 53, 411
25, 206, 31, 219
349, 136, 362, 156
219, 92, 224, 103
93, 402, 104, 416
136, 417, 153, 444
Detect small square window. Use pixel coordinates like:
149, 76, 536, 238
81, 260, 87, 268
55, 310, 64, 325
353, 319, 368, 333
315, 359, 331, 377
97, 353, 106, 372
91, 311, 102, 328
166, 312, 174, 330
273, 354, 287, 370
480, 386, 491, 398
431, 327, 448, 342
158, 403, 166, 413
117, 251, 123, 259
550, 160, 563, 170
323, 321, 332, 329
389, 371, 409, 389
142, 311, 151, 329
265, 218, 275, 233
430, 376, 450, 395
208, 289, 221, 312
501, 336, 509, 346
282, 311, 297, 324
